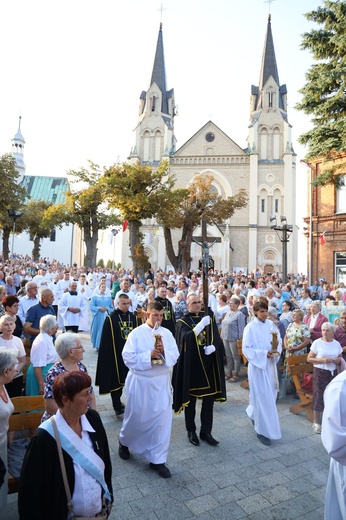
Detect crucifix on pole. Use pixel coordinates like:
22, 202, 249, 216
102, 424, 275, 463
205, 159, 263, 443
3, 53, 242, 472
192, 219, 221, 344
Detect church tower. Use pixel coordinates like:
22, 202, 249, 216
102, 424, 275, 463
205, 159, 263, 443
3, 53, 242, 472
128, 23, 176, 165
12, 116, 26, 184
247, 14, 297, 275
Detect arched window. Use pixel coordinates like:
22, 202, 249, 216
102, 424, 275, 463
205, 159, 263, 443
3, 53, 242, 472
260, 129, 268, 160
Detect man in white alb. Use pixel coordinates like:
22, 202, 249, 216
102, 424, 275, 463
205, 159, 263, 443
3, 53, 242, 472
242, 300, 282, 446
118, 301, 179, 478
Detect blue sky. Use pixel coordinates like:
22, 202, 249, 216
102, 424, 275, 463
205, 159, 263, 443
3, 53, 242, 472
0, 0, 319, 177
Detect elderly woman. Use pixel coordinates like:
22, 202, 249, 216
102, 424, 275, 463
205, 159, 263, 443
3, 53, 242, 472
284, 309, 311, 396
0, 349, 17, 511
19, 371, 113, 520
304, 301, 328, 342
222, 297, 246, 382
308, 322, 343, 434
26, 315, 59, 396
215, 294, 229, 334
173, 290, 188, 320
42, 332, 96, 421
0, 315, 26, 398
2, 295, 23, 338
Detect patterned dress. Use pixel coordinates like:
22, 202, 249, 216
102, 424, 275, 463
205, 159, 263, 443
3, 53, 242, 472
42, 361, 93, 421
284, 322, 310, 378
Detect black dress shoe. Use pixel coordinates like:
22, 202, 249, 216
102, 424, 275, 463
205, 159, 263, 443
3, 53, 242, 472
149, 463, 171, 478
118, 442, 130, 460
115, 405, 125, 416
199, 432, 219, 446
187, 431, 200, 446
257, 434, 271, 446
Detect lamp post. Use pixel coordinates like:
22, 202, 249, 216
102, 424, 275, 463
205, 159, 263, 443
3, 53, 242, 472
111, 228, 119, 269
7, 209, 24, 272
269, 215, 293, 283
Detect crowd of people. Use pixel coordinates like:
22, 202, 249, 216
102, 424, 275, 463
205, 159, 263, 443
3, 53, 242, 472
0, 255, 345, 517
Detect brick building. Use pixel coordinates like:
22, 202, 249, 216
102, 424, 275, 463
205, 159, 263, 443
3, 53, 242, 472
304, 154, 346, 284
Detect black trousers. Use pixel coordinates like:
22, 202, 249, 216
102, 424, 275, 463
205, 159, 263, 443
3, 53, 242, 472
65, 325, 79, 333
184, 394, 214, 434
111, 388, 124, 411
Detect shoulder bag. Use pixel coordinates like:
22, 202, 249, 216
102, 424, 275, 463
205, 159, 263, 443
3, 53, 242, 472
50, 416, 111, 519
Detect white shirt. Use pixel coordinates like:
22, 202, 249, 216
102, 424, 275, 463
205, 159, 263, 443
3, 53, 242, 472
30, 332, 59, 367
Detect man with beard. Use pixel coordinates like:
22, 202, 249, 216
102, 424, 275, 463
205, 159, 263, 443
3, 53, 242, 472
155, 285, 176, 335
95, 294, 140, 416
173, 293, 226, 446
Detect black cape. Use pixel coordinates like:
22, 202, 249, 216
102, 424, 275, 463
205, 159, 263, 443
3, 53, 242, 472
155, 296, 176, 335
95, 310, 140, 393
173, 310, 226, 413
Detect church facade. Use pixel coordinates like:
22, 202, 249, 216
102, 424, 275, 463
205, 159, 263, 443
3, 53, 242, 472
126, 16, 297, 276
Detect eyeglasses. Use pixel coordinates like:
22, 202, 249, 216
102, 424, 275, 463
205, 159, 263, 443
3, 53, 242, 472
191, 301, 202, 304
71, 346, 84, 350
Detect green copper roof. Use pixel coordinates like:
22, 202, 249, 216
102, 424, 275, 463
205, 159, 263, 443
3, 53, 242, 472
21, 176, 69, 203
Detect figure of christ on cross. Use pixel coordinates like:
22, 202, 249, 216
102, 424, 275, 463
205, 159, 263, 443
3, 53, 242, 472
192, 220, 221, 344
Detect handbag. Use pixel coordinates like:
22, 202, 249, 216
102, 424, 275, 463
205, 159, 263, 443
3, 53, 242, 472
51, 416, 111, 520
301, 371, 313, 391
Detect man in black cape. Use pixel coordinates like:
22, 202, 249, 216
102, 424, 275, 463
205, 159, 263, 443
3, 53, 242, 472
155, 285, 176, 335
96, 293, 140, 415
173, 293, 226, 446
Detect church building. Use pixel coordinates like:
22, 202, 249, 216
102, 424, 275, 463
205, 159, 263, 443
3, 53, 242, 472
126, 15, 297, 276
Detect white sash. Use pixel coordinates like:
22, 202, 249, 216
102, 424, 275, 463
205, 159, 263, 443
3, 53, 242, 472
40, 410, 111, 501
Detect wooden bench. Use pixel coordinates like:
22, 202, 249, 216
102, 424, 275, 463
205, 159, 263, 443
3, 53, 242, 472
237, 339, 249, 389
7, 395, 45, 494
287, 354, 313, 422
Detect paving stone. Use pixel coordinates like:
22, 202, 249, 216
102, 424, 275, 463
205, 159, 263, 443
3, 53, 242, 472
261, 483, 298, 505
186, 479, 220, 498
236, 493, 272, 514
211, 484, 246, 504
262, 500, 301, 519
210, 502, 248, 519
185, 494, 220, 515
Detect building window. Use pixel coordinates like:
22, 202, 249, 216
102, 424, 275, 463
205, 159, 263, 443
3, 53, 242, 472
337, 176, 346, 213
261, 199, 265, 213
335, 252, 346, 283
50, 229, 56, 242
275, 199, 279, 213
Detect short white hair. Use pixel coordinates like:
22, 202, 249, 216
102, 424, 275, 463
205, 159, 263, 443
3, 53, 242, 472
39, 314, 57, 333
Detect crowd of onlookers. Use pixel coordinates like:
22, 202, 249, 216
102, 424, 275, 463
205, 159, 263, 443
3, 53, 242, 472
1, 254, 346, 513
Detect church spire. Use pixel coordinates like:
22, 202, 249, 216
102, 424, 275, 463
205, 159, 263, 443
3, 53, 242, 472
258, 14, 280, 91
11, 116, 26, 184
129, 23, 176, 165
250, 15, 287, 114
150, 23, 168, 114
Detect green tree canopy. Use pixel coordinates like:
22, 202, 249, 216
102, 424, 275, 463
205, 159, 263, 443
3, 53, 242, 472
103, 161, 175, 272
296, 1, 346, 185
45, 161, 121, 267
0, 154, 28, 260
158, 173, 248, 272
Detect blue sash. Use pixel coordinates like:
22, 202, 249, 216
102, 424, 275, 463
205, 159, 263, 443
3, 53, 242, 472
40, 415, 111, 501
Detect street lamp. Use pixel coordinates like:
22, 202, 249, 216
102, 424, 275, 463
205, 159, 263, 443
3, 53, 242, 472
269, 215, 293, 283
111, 228, 119, 269
7, 209, 24, 272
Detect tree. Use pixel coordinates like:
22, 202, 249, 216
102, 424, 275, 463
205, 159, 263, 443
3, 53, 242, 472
0, 154, 28, 260
23, 200, 54, 261
45, 162, 121, 267
296, 1, 346, 186
103, 161, 176, 272
157, 173, 248, 272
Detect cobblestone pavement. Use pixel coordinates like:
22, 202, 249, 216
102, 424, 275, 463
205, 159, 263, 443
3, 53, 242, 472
8, 329, 328, 519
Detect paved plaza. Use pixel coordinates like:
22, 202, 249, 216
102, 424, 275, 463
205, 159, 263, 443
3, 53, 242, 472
8, 329, 328, 519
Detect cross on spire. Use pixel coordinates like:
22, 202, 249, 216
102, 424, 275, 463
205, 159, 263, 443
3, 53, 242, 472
264, 0, 276, 15
157, 4, 167, 24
